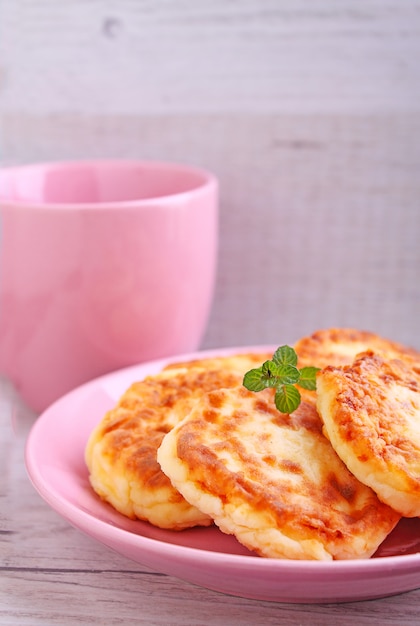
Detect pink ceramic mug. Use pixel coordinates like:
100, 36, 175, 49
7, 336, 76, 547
0, 160, 218, 412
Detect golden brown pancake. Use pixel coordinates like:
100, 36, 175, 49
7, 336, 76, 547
317, 351, 420, 517
85, 352, 271, 529
295, 328, 420, 370
157, 385, 400, 560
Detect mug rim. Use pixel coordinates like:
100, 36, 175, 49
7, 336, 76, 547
0, 159, 218, 210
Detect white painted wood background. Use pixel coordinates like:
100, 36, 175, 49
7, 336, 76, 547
1, 0, 419, 354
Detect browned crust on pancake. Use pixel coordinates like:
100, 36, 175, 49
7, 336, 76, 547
295, 328, 420, 370
317, 351, 420, 516
91, 368, 243, 489
85, 352, 272, 529
159, 385, 400, 559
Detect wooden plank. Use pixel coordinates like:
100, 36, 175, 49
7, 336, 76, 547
1, 0, 420, 114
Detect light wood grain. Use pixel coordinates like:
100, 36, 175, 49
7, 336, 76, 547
1, 0, 419, 115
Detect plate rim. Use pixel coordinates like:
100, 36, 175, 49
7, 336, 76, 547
24, 345, 420, 600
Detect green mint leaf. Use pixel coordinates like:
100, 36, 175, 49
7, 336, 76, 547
274, 364, 300, 385
260, 360, 280, 378
297, 366, 320, 391
243, 361, 283, 391
243, 367, 268, 392
243, 345, 318, 414
274, 384, 301, 414
272, 345, 298, 368
260, 360, 285, 387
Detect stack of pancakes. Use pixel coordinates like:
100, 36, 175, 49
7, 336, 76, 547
85, 328, 420, 561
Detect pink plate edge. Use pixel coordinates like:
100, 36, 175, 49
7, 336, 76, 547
24, 345, 420, 604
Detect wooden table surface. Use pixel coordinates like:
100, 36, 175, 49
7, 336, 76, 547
1, 375, 420, 626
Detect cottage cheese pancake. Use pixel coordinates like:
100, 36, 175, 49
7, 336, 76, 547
295, 328, 420, 370
317, 351, 420, 517
157, 385, 400, 560
85, 352, 271, 530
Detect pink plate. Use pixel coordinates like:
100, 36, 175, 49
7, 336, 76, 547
25, 346, 420, 604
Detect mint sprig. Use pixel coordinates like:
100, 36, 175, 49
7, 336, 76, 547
243, 345, 319, 414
